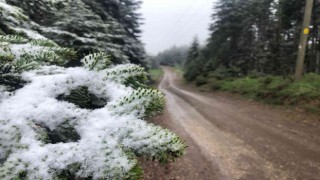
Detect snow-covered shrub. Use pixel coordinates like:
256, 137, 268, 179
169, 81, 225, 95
0, 35, 185, 179
0, 35, 76, 73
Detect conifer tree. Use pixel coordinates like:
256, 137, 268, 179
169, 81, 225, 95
2, 0, 146, 65
0, 35, 185, 180
184, 38, 201, 82
183, 0, 320, 81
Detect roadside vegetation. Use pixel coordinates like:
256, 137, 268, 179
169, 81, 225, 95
173, 65, 184, 77
193, 73, 320, 113
148, 68, 164, 85
147, 0, 320, 115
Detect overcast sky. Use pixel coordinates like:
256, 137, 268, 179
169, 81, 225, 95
140, 0, 215, 55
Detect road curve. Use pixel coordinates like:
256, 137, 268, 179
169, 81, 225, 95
159, 67, 320, 180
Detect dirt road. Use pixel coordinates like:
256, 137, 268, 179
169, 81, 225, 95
152, 67, 320, 180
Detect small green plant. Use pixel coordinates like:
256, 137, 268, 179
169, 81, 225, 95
195, 75, 208, 86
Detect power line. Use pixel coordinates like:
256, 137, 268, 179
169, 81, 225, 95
151, 0, 212, 52
159, 0, 198, 42
171, 0, 211, 45
175, 0, 198, 25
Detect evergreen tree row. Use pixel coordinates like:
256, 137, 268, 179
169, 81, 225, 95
0, 0, 146, 65
184, 0, 320, 81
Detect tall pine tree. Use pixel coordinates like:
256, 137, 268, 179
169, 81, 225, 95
184, 37, 201, 82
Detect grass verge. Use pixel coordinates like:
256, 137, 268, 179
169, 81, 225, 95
195, 73, 320, 114
173, 65, 183, 77
148, 68, 164, 85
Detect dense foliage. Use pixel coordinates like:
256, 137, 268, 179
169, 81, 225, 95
0, 0, 146, 65
183, 38, 204, 82
184, 0, 320, 81
0, 35, 185, 179
0, 0, 186, 179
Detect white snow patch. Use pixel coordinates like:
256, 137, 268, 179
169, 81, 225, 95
11, 27, 47, 39
0, 64, 183, 179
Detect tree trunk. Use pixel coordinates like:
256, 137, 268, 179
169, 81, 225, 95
295, 0, 314, 81
316, 51, 320, 73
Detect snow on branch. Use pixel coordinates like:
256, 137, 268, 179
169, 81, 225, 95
0, 35, 185, 179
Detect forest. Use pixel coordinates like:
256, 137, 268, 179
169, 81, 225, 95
1, 0, 320, 179
152, 0, 320, 112
183, 0, 320, 78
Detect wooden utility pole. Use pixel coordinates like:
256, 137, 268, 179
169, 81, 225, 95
316, 52, 320, 73
295, 0, 314, 81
